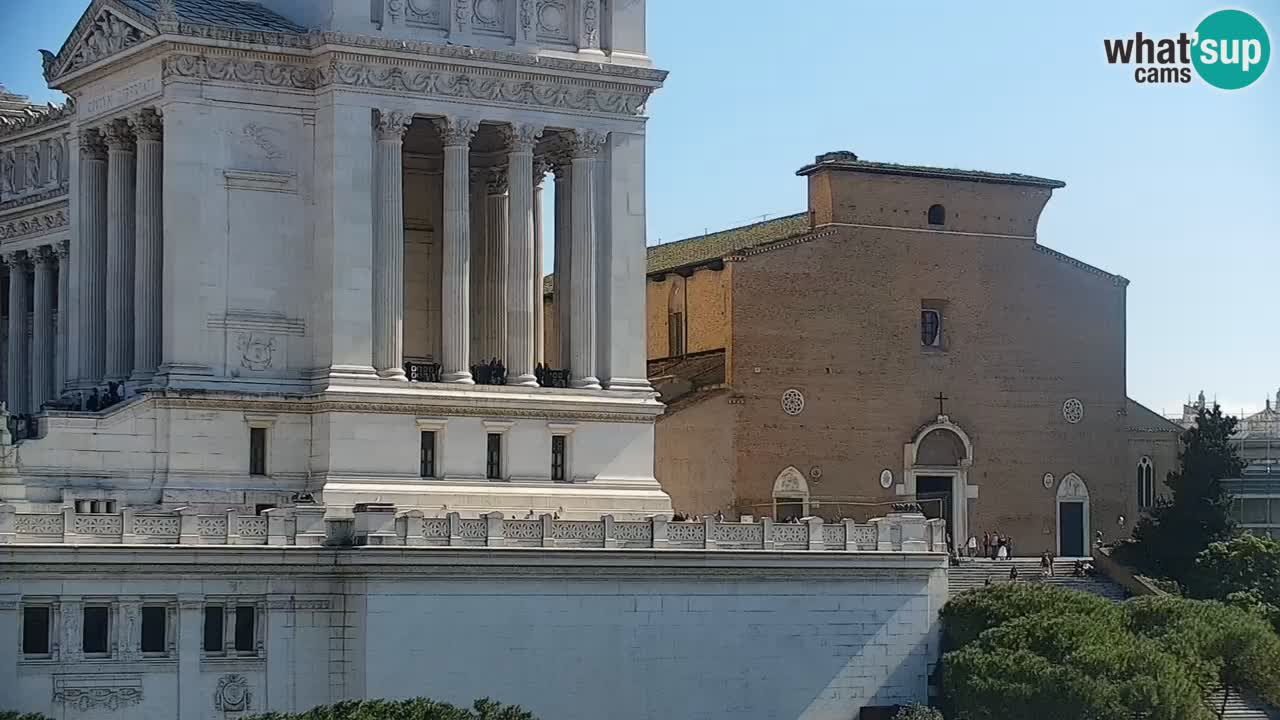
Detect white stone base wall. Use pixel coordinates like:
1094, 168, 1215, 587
0, 545, 947, 720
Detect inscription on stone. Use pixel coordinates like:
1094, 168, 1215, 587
82, 76, 159, 120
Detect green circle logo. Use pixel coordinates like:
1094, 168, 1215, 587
1193, 9, 1270, 89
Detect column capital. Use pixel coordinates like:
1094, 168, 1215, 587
102, 118, 135, 152
129, 108, 163, 142
375, 109, 413, 142
486, 165, 509, 195
78, 128, 106, 159
569, 129, 607, 158
3, 249, 29, 268
434, 116, 479, 148
534, 156, 554, 186
55, 239, 70, 260
501, 123, 544, 153
32, 245, 57, 266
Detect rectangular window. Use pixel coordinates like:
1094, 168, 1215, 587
203, 606, 224, 653
486, 433, 502, 480
22, 606, 50, 655
254, 503, 275, 516
921, 308, 942, 347
420, 431, 436, 478
141, 606, 167, 654
82, 605, 110, 655
234, 605, 256, 653
551, 435, 567, 483
1243, 498, 1269, 524
668, 312, 685, 356
249, 427, 267, 476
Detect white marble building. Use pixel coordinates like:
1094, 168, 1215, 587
0, 0, 672, 520
0, 504, 949, 719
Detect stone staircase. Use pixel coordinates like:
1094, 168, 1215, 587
947, 558, 1128, 601
1204, 687, 1279, 719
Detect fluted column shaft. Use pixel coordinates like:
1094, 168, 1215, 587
485, 169, 509, 364
104, 120, 136, 382
131, 110, 163, 381
437, 118, 477, 384
569, 131, 604, 389
31, 248, 56, 410
468, 169, 488, 363
373, 111, 411, 380
533, 163, 547, 367
552, 162, 572, 369
55, 241, 69, 394
78, 130, 107, 386
6, 254, 31, 413
504, 124, 542, 386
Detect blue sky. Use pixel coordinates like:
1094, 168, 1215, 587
2, 1, 1276, 416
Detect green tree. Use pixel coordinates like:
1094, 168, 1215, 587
939, 583, 1118, 651
244, 698, 535, 720
0, 713, 55, 720
893, 704, 944, 720
1127, 405, 1244, 580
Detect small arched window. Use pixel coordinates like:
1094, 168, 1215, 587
667, 280, 686, 357
927, 204, 946, 226
1137, 457, 1154, 510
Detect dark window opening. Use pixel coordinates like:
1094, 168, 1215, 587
249, 427, 266, 476
551, 435, 567, 483
254, 503, 275, 516
234, 605, 256, 653
420, 431, 436, 478
921, 309, 942, 347
22, 606, 50, 655
82, 606, 109, 655
927, 204, 946, 225
668, 311, 685, 356
203, 606, 224, 653
141, 606, 167, 654
486, 433, 502, 480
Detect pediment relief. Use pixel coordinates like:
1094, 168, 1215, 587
45, 2, 157, 82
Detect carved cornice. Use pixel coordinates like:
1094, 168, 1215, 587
0, 205, 69, 241
161, 51, 655, 118
0, 185, 69, 214
0, 99, 75, 140
147, 396, 658, 424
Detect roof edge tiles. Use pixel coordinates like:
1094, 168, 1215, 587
797, 151, 1066, 189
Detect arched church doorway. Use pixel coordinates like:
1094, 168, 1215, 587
904, 419, 974, 551
1056, 473, 1090, 557
772, 466, 809, 521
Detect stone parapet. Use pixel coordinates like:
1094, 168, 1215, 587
0, 503, 946, 553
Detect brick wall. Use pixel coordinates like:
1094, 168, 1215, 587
646, 267, 732, 359
655, 391, 737, 516
726, 175, 1129, 550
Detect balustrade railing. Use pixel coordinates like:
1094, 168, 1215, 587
0, 504, 947, 553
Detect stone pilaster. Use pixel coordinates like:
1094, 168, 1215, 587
504, 123, 543, 386
31, 247, 56, 410
373, 110, 412, 380
78, 129, 107, 386
103, 119, 136, 383
435, 117, 478, 384
55, 240, 70, 395
552, 158, 572, 370
130, 109, 163, 381
485, 166, 509, 365
533, 158, 550, 367
4, 252, 30, 413
569, 130, 605, 389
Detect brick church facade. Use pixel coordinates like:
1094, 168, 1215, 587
632, 151, 1181, 557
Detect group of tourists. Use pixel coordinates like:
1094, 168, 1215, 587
977, 530, 1013, 559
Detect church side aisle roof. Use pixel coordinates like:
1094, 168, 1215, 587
119, 0, 305, 33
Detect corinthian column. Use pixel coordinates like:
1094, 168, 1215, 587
435, 117, 478, 384
55, 240, 70, 394
569, 130, 605, 390
5, 252, 31, 413
468, 167, 488, 363
31, 247, 57, 410
373, 110, 412, 380
78, 129, 108, 386
131, 109, 163, 381
103, 119, 136, 382
485, 166, 509, 365
552, 157, 572, 369
503, 123, 543, 387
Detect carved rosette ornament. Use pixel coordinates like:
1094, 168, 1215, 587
375, 110, 413, 141
434, 116, 478, 147
214, 674, 252, 712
